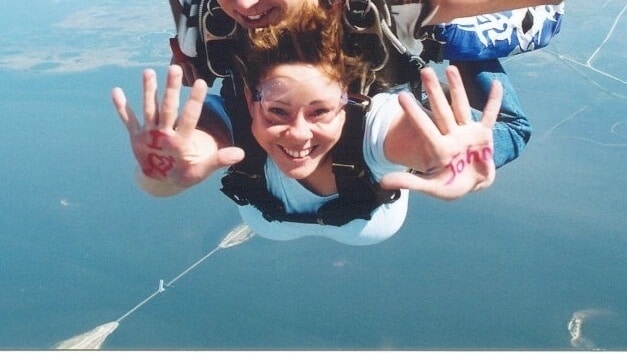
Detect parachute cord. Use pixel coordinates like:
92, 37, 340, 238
115, 290, 162, 324
381, 20, 407, 55
114, 246, 222, 324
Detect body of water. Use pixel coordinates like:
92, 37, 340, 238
0, 0, 625, 349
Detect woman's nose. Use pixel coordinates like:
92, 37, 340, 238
285, 113, 313, 140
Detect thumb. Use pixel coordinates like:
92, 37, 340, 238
215, 146, 245, 168
379, 171, 428, 191
380, 172, 460, 201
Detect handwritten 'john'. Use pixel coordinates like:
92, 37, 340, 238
445, 145, 493, 185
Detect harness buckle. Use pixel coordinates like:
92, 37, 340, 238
200, 0, 239, 78
342, 0, 389, 72
332, 163, 366, 178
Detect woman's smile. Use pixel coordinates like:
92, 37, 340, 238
238, 7, 276, 26
281, 145, 316, 159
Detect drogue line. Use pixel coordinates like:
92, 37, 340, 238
113, 246, 222, 324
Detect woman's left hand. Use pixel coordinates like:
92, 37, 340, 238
381, 66, 502, 200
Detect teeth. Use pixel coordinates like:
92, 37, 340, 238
283, 147, 312, 158
245, 9, 270, 21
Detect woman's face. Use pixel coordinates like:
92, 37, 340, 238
217, 0, 318, 28
248, 63, 347, 181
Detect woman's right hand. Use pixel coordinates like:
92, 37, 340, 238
111, 65, 244, 196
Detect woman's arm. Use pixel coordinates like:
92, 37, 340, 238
111, 65, 244, 197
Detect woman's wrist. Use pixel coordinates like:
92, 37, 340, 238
135, 167, 187, 197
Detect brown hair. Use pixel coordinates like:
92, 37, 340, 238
237, 2, 370, 91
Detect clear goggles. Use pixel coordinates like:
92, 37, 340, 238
252, 77, 349, 123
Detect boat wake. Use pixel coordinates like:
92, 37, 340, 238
568, 309, 613, 350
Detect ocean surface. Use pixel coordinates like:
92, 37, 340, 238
0, 0, 625, 350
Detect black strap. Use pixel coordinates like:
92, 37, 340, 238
341, 0, 427, 98
319, 95, 401, 225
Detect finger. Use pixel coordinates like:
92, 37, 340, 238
111, 87, 139, 134
421, 67, 456, 134
480, 80, 503, 129
379, 171, 426, 191
142, 69, 158, 128
397, 92, 443, 140
445, 66, 473, 125
176, 78, 208, 137
160, 65, 184, 128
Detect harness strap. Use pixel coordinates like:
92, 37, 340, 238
342, 0, 428, 98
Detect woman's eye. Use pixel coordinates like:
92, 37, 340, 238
314, 108, 331, 116
268, 107, 289, 117
310, 108, 333, 122
264, 107, 291, 122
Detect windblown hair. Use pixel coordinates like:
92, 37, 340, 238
237, 2, 370, 91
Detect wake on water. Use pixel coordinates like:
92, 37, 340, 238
568, 308, 622, 350
54, 224, 254, 350
55, 323, 119, 350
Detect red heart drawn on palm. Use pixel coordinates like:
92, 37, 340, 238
146, 153, 175, 177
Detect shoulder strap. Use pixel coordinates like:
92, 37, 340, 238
318, 95, 401, 225
197, 0, 241, 77
168, 0, 242, 87
343, 0, 427, 97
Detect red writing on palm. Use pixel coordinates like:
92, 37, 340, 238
445, 145, 493, 185
147, 130, 167, 149
143, 153, 175, 177
142, 130, 175, 178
